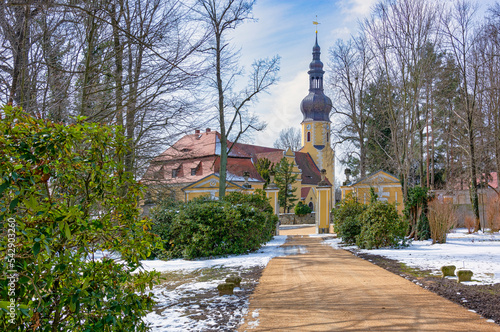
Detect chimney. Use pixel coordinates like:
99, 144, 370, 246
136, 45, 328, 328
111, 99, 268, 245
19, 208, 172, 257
195, 129, 200, 134
206, 128, 211, 133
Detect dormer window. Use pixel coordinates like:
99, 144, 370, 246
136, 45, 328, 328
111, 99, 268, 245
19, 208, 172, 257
181, 148, 190, 153
191, 168, 196, 176
172, 169, 178, 178
154, 166, 165, 179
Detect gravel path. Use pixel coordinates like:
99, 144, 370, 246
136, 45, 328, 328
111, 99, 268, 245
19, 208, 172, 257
238, 235, 500, 331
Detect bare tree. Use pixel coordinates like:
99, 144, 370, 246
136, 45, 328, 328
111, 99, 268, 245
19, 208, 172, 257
0, 0, 52, 110
195, 0, 279, 198
441, 0, 482, 231
481, 3, 500, 192
329, 34, 372, 178
0, 0, 210, 181
273, 127, 301, 151
364, 0, 441, 203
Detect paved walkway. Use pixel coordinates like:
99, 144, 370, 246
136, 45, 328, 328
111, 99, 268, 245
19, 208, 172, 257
239, 235, 500, 331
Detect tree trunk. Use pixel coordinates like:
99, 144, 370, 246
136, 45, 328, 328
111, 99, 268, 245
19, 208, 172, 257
359, 138, 366, 178
80, 11, 97, 117
111, 1, 124, 129
9, 4, 30, 108
469, 120, 481, 232
216, 31, 227, 199
430, 101, 435, 189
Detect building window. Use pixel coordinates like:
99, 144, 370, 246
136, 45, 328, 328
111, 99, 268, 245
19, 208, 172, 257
307, 132, 311, 142
172, 169, 178, 178
308, 202, 314, 211
326, 132, 329, 142
191, 168, 196, 176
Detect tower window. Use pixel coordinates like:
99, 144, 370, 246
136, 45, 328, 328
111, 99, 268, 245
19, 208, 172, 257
326, 132, 329, 142
307, 132, 311, 142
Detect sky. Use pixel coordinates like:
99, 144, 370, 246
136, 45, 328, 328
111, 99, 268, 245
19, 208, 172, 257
229, 0, 378, 143
228, 0, 496, 182
227, 0, 378, 181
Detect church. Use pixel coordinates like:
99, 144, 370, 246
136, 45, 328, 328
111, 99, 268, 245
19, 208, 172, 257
143, 34, 335, 218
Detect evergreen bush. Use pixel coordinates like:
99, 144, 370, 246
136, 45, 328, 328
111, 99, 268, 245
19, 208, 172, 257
294, 202, 312, 216
332, 193, 365, 244
356, 201, 408, 249
404, 186, 430, 240
150, 192, 277, 259
0, 106, 158, 331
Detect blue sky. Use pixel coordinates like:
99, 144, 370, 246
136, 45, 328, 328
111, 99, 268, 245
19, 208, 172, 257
229, 0, 496, 182
230, 0, 377, 149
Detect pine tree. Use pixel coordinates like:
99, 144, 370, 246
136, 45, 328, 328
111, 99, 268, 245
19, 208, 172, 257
255, 157, 274, 188
274, 157, 298, 213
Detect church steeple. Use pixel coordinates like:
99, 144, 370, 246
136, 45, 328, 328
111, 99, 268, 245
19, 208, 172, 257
299, 30, 336, 212
300, 33, 332, 122
309, 33, 324, 91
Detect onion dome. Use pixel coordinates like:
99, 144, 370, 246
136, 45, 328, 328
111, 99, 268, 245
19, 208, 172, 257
300, 34, 332, 122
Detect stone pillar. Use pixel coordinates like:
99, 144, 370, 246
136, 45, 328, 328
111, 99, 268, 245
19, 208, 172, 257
241, 171, 254, 195
316, 169, 332, 234
265, 172, 280, 235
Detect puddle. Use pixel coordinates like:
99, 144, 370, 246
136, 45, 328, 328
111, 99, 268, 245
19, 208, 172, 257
281, 246, 308, 256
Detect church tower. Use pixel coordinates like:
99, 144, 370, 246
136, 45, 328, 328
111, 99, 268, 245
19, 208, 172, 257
299, 33, 335, 188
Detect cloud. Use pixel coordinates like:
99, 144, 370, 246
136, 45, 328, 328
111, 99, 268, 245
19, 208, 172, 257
253, 71, 308, 147
339, 0, 377, 21
327, 27, 352, 41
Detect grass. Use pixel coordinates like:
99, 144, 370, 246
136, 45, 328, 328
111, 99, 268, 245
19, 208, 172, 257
157, 266, 232, 290
398, 262, 434, 278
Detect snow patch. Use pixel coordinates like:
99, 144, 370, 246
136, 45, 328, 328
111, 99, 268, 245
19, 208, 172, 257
326, 229, 500, 285
139, 236, 298, 331
136, 235, 288, 273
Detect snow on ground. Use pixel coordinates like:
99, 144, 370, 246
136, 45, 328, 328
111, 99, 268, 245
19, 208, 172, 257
137, 235, 307, 331
323, 228, 500, 285
137, 235, 287, 273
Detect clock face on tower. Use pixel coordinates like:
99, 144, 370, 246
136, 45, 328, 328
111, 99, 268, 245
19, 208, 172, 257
306, 124, 311, 130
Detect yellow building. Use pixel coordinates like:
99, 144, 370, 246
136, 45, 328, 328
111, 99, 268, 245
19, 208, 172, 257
299, 34, 335, 195
142, 129, 329, 211
340, 170, 404, 214
142, 33, 335, 232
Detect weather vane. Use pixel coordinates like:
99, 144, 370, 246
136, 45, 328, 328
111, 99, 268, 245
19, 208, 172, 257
313, 15, 320, 34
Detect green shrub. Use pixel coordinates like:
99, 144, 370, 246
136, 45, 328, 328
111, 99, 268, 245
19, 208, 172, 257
404, 186, 430, 240
149, 199, 182, 258
150, 192, 277, 259
356, 201, 409, 249
332, 193, 365, 244
223, 190, 273, 214
0, 106, 158, 331
294, 202, 312, 216
337, 216, 363, 245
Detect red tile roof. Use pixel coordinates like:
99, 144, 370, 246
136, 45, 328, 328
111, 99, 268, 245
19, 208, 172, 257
254, 151, 285, 165
215, 158, 264, 182
488, 172, 498, 189
144, 130, 329, 187
301, 187, 312, 199
294, 152, 330, 185
152, 131, 218, 162
446, 172, 498, 191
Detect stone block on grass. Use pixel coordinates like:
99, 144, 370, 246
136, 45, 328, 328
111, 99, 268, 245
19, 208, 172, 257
456, 270, 473, 283
441, 265, 456, 278
217, 282, 235, 295
225, 276, 242, 287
